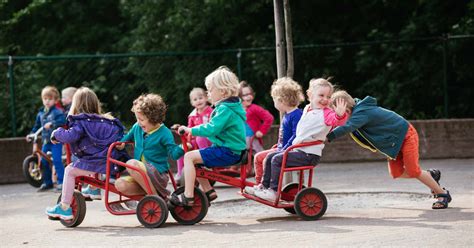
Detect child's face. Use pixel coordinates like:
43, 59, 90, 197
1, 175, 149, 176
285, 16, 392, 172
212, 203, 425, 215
207, 86, 224, 104
190, 92, 208, 111
134, 111, 159, 133
61, 95, 73, 106
273, 97, 287, 113
240, 87, 254, 108
42, 96, 56, 109
310, 86, 331, 109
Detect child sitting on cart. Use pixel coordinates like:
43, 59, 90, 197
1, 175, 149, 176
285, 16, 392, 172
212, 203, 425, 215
254, 78, 349, 201
46, 87, 126, 220
115, 94, 184, 200
244, 77, 304, 194
172, 66, 247, 206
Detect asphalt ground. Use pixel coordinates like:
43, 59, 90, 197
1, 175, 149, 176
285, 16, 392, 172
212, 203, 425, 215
1, 159, 473, 247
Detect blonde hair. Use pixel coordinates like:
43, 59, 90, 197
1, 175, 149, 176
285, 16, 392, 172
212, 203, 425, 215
239, 81, 254, 97
271, 77, 305, 107
41, 86, 60, 100
131, 93, 167, 125
331, 90, 356, 111
189, 87, 207, 100
205, 66, 240, 98
308, 78, 335, 96
61, 87, 77, 99
69, 87, 113, 119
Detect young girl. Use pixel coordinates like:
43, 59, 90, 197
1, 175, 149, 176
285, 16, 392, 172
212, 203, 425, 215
244, 77, 304, 194
46, 87, 126, 220
240, 81, 274, 153
255, 78, 349, 201
114, 94, 184, 199
175, 88, 213, 182
172, 66, 247, 206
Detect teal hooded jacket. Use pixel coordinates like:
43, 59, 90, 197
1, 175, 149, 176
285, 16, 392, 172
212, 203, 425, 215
191, 97, 247, 154
327, 96, 409, 159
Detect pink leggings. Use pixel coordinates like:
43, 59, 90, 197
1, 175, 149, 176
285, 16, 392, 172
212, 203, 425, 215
61, 166, 95, 205
176, 137, 211, 176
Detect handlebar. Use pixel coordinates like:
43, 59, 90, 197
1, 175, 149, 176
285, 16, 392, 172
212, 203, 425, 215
27, 127, 44, 142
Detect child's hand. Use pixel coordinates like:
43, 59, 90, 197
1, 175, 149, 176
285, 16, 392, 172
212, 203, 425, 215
255, 131, 263, 138
116, 143, 126, 150
25, 134, 34, 142
334, 98, 347, 117
177, 126, 190, 135
50, 129, 59, 144
44, 122, 53, 130
170, 124, 180, 131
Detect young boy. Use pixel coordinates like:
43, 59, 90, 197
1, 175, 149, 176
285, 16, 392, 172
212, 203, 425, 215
27, 86, 66, 192
254, 78, 348, 201
61, 87, 77, 114
244, 77, 304, 194
327, 91, 451, 209
115, 94, 184, 199
172, 66, 247, 206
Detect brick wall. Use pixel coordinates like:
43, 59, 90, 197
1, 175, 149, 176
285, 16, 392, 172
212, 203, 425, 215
2, 119, 473, 184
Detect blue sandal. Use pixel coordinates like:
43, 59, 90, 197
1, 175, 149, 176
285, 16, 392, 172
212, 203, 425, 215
432, 190, 451, 209
170, 193, 194, 207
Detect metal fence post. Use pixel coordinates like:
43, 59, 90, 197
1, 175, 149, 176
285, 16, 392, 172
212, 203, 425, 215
236, 49, 242, 80
442, 35, 449, 118
8, 56, 17, 137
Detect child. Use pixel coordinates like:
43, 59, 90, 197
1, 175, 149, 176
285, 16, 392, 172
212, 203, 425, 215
61, 87, 77, 114
174, 88, 213, 182
172, 66, 247, 206
114, 94, 184, 199
27, 86, 66, 192
254, 78, 348, 201
45, 87, 126, 220
327, 91, 452, 209
244, 77, 304, 194
239, 81, 274, 153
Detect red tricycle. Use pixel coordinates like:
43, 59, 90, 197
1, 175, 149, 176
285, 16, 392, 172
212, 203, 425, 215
23, 127, 71, 187
55, 141, 209, 228
176, 132, 328, 223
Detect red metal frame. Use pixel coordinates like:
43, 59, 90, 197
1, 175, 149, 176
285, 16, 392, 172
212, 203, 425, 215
179, 134, 323, 210
74, 141, 178, 216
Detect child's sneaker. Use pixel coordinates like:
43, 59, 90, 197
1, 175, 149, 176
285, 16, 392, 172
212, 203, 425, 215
255, 188, 277, 202
46, 204, 73, 220
244, 184, 264, 195
81, 185, 102, 200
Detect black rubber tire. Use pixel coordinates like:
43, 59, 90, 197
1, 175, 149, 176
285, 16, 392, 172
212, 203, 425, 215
281, 183, 305, 214
22, 155, 43, 188
57, 191, 87, 227
294, 187, 327, 221
136, 195, 168, 228
170, 186, 209, 225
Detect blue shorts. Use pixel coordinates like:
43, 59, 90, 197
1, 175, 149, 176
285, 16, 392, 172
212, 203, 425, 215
199, 146, 242, 167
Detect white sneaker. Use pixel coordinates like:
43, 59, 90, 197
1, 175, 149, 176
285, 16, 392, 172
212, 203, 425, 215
244, 184, 264, 195
255, 188, 277, 201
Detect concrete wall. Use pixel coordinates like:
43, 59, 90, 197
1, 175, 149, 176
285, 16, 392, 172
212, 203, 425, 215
2, 119, 473, 184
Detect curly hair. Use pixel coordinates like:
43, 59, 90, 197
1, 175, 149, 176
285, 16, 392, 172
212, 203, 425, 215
270, 77, 305, 107
131, 94, 167, 125
307, 78, 335, 96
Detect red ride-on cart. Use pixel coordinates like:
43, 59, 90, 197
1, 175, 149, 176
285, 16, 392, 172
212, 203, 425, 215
173, 133, 328, 224
55, 141, 209, 228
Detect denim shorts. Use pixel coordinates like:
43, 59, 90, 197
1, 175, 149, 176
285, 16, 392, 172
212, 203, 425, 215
199, 146, 241, 167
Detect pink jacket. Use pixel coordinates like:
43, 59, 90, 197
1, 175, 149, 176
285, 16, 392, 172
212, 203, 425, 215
187, 105, 213, 147
246, 104, 274, 144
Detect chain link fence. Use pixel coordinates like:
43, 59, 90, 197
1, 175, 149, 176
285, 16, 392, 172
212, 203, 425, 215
1, 35, 473, 138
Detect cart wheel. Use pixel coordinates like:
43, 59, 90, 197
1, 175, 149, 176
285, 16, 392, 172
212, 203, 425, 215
56, 191, 87, 227
294, 187, 327, 221
170, 186, 209, 225
22, 155, 43, 188
136, 195, 168, 228
281, 183, 306, 214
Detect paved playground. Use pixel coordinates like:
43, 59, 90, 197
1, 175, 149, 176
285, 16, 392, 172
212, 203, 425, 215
1, 159, 473, 247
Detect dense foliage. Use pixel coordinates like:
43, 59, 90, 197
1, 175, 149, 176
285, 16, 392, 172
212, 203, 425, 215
1, 0, 473, 137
